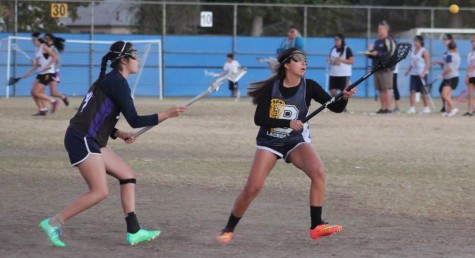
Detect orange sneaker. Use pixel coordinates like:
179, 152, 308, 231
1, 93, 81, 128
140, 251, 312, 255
216, 231, 234, 245
309, 223, 342, 240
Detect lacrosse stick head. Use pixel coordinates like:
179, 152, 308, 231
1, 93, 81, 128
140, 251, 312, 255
373, 42, 412, 72
208, 67, 247, 92
227, 67, 247, 83
8, 77, 20, 86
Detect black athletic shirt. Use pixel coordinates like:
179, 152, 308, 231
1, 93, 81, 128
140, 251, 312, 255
69, 70, 159, 147
254, 79, 347, 128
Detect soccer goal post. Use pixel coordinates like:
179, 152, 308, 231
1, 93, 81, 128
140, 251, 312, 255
2, 36, 163, 99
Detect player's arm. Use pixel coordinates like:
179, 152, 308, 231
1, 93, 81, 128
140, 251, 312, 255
307, 79, 348, 113
340, 47, 354, 65
21, 59, 40, 78
109, 80, 159, 128
110, 128, 135, 144
421, 49, 430, 77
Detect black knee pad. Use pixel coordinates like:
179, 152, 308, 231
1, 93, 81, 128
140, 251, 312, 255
119, 178, 136, 185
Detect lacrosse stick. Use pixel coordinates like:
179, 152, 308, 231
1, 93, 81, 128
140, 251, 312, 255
420, 78, 437, 109
8, 77, 22, 86
8, 69, 41, 86
12, 43, 34, 63
132, 68, 248, 138
455, 88, 468, 103
204, 69, 221, 78
304, 43, 412, 122
357, 50, 372, 56
257, 57, 279, 74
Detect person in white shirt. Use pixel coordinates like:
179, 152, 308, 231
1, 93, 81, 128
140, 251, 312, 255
404, 35, 431, 114
20, 32, 59, 116
464, 36, 475, 117
222, 54, 241, 98
327, 33, 354, 106
437, 41, 460, 117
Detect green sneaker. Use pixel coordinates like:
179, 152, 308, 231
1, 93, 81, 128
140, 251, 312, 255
39, 218, 66, 247
127, 228, 161, 245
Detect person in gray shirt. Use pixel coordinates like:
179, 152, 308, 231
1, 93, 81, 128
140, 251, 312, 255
437, 41, 460, 117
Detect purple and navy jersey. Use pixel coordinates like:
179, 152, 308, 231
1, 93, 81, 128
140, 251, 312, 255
68, 70, 158, 147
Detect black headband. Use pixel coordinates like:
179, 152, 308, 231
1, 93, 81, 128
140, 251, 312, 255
279, 51, 305, 64
110, 42, 127, 62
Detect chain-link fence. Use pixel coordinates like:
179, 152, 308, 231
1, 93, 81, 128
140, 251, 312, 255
1, 1, 475, 98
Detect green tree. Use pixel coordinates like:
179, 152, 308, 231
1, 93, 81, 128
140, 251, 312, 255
0, 1, 87, 33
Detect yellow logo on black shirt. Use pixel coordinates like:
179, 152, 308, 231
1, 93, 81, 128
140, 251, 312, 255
269, 99, 285, 119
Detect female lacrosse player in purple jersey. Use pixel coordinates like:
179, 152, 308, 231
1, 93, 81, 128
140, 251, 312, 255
39, 41, 186, 247
216, 47, 356, 244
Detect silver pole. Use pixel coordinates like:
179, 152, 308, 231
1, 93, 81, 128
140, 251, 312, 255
89, 2, 95, 87
366, 7, 371, 98
303, 6, 307, 39
232, 4, 237, 54
13, 0, 18, 96
161, 2, 166, 99
14, 0, 17, 35
429, 8, 434, 85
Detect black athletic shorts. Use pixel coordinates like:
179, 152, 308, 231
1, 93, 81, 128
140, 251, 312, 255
440, 77, 459, 90
410, 75, 427, 93
257, 142, 306, 163
64, 128, 102, 166
329, 76, 349, 91
469, 77, 475, 85
228, 81, 238, 90
36, 73, 56, 86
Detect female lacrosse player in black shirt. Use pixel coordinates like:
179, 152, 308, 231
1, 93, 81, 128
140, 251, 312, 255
217, 47, 357, 244
39, 41, 186, 247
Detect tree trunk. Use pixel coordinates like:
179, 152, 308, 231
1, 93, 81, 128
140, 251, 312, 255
449, 14, 462, 28
250, 16, 263, 36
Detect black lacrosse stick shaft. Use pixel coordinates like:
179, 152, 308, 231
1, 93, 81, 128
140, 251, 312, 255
303, 71, 374, 122
303, 42, 411, 123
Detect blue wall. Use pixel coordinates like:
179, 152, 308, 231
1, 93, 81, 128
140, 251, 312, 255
1, 33, 472, 98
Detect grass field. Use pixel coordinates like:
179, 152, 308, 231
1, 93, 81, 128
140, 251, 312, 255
1, 97, 474, 258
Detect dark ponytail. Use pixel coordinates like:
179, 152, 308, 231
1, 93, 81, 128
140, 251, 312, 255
89, 53, 110, 92
248, 47, 300, 105
44, 33, 65, 52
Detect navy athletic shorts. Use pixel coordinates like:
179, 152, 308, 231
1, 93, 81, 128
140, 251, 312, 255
64, 128, 102, 166
257, 142, 306, 163
410, 75, 427, 93
329, 76, 349, 91
440, 77, 459, 90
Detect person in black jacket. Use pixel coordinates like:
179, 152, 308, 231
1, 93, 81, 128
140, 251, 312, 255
39, 41, 186, 247
216, 47, 356, 245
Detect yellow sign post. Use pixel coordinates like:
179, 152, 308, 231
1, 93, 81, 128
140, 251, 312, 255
51, 3, 68, 18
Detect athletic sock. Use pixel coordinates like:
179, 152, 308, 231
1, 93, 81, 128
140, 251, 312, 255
125, 212, 141, 234
310, 206, 323, 229
49, 214, 64, 227
223, 212, 241, 233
